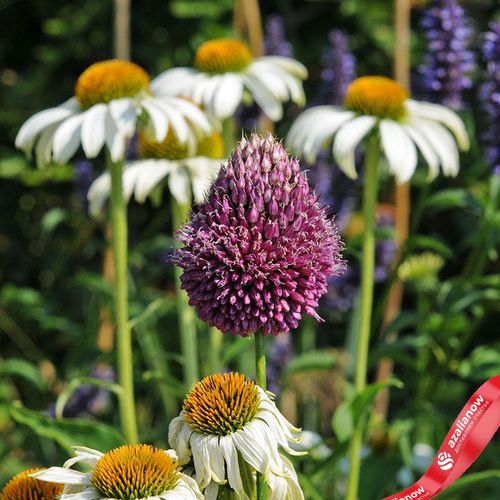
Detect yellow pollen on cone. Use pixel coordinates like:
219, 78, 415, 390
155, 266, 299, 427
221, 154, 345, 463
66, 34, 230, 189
91, 444, 181, 499
75, 59, 150, 109
1, 468, 63, 500
183, 372, 261, 436
344, 76, 408, 120
194, 39, 253, 74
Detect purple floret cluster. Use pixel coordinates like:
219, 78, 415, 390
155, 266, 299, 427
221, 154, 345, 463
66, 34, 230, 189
175, 133, 345, 336
265, 14, 293, 58
417, 0, 475, 111
479, 21, 500, 173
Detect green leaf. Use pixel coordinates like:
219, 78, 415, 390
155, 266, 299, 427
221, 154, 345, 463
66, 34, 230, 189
40, 208, 67, 237
409, 235, 454, 258
458, 345, 500, 381
424, 189, 471, 211
0, 359, 47, 391
10, 403, 125, 452
284, 350, 337, 377
332, 400, 354, 442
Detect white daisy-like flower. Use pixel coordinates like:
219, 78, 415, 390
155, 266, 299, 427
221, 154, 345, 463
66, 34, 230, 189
15, 59, 212, 166
169, 372, 305, 500
31, 444, 203, 500
287, 75, 470, 183
87, 129, 224, 215
152, 38, 307, 121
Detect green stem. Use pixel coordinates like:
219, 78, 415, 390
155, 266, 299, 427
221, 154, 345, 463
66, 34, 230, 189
222, 118, 236, 156
255, 331, 268, 500
109, 157, 138, 444
171, 197, 199, 390
346, 134, 379, 500
208, 326, 223, 374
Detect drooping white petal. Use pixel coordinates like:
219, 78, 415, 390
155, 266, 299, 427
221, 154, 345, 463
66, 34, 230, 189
151, 67, 198, 96
404, 123, 440, 180
185, 157, 222, 203
109, 98, 137, 138
168, 166, 191, 205
219, 436, 246, 500
154, 100, 189, 144
168, 98, 212, 134
267, 454, 304, 500
161, 474, 203, 500
59, 486, 99, 499
15, 98, 78, 153
213, 73, 244, 119
63, 446, 104, 469
250, 70, 289, 102
81, 104, 107, 158
169, 417, 195, 465
205, 435, 226, 484
131, 159, 173, 203
34, 123, 58, 167
332, 115, 376, 179
406, 99, 469, 151
87, 172, 111, 215
243, 74, 283, 121
52, 114, 84, 163
257, 56, 308, 80
142, 97, 169, 142
30, 467, 90, 485
411, 118, 459, 177
379, 119, 418, 184
204, 481, 220, 500
104, 109, 127, 162
190, 431, 213, 489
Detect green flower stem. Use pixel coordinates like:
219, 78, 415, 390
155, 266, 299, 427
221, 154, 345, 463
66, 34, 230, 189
255, 331, 268, 500
208, 326, 223, 374
346, 134, 380, 500
109, 157, 138, 444
171, 197, 199, 390
222, 118, 236, 156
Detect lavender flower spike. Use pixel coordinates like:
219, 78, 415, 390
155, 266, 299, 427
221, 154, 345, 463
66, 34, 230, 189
175, 133, 345, 336
265, 14, 293, 58
480, 21, 500, 173
418, 0, 475, 111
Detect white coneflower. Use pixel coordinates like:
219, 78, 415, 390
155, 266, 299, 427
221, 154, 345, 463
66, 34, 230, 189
15, 59, 211, 165
32, 444, 203, 499
169, 372, 304, 500
87, 129, 224, 214
1, 468, 63, 499
287, 75, 469, 183
153, 39, 307, 121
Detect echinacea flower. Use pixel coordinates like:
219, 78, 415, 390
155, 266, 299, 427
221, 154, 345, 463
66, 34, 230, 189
152, 39, 307, 121
1, 468, 63, 499
287, 75, 470, 183
174, 133, 344, 336
169, 372, 304, 500
32, 444, 203, 499
87, 129, 224, 214
15, 59, 212, 165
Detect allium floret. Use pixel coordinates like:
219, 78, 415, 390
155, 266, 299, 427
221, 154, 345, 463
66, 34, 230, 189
174, 133, 345, 336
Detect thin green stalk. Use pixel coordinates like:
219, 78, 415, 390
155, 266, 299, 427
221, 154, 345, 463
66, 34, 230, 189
222, 118, 236, 156
346, 134, 380, 500
171, 197, 199, 390
208, 326, 223, 374
255, 331, 268, 500
109, 157, 138, 444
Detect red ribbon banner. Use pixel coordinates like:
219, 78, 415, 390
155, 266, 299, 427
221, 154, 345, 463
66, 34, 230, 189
383, 375, 500, 500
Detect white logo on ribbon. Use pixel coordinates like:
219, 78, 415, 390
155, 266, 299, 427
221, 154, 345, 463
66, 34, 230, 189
437, 451, 454, 471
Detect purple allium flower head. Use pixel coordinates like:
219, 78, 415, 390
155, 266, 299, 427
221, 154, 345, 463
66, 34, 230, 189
320, 30, 356, 105
265, 14, 293, 58
417, 0, 475, 111
175, 133, 345, 336
479, 22, 500, 173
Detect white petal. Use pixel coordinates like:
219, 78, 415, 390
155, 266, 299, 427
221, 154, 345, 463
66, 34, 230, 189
15, 98, 78, 153
34, 123, 58, 167
219, 436, 246, 499
407, 100, 469, 151
109, 98, 137, 138
205, 435, 226, 483
168, 97, 212, 133
81, 104, 107, 158
151, 67, 198, 96
213, 74, 244, 119
403, 123, 440, 180
132, 159, 173, 203
52, 114, 84, 163
185, 157, 221, 203
31, 467, 90, 485
142, 97, 169, 141
257, 56, 308, 80
379, 119, 417, 184
411, 118, 459, 177
243, 74, 283, 121
332, 115, 376, 179
105, 109, 127, 162
87, 172, 111, 215
154, 100, 189, 144
190, 432, 213, 488
63, 446, 103, 469
200, 75, 223, 114
60, 487, 99, 499
204, 482, 220, 500
168, 166, 191, 205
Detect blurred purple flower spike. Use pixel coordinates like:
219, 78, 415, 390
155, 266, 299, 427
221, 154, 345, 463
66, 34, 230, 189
174, 133, 345, 336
